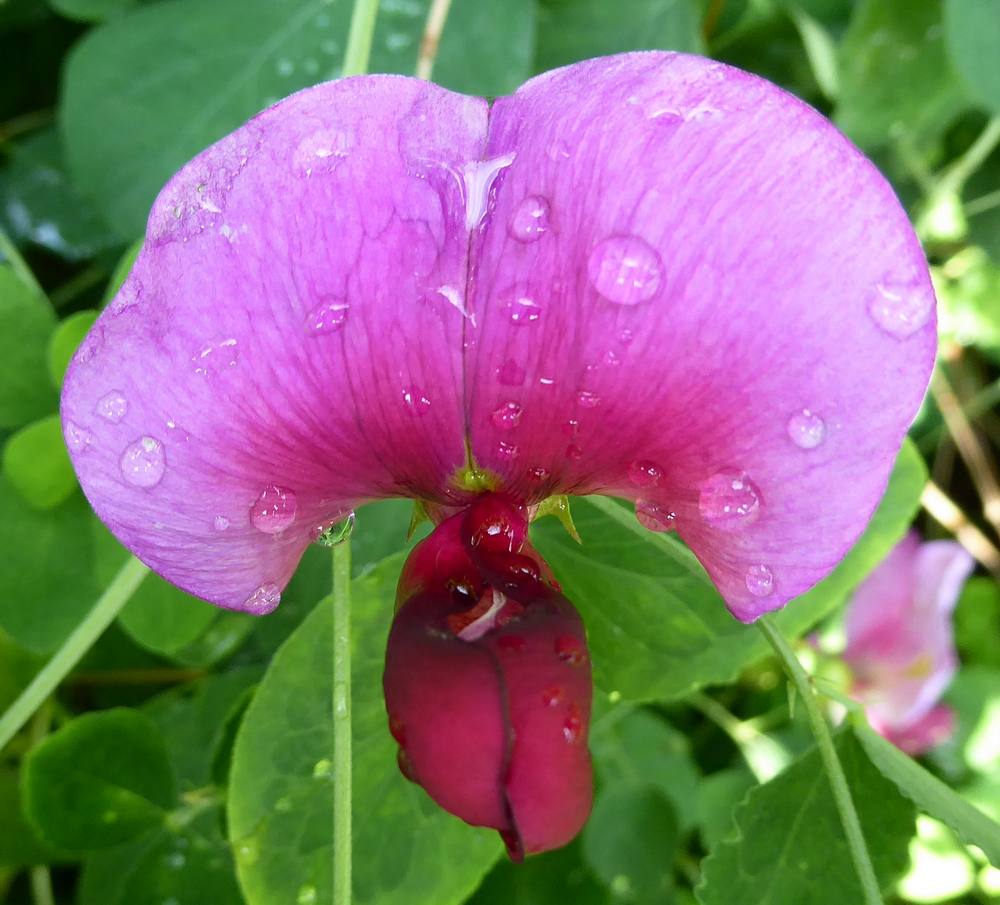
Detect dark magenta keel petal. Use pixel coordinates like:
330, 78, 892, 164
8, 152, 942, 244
383, 498, 593, 856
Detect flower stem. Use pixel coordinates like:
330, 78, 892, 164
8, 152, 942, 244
415, 0, 454, 81
341, 0, 380, 77
332, 539, 353, 905
757, 616, 883, 905
0, 556, 149, 753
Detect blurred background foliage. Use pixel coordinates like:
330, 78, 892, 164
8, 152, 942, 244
0, 0, 999, 903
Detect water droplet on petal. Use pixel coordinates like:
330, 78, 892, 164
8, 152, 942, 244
120, 436, 165, 488
508, 195, 550, 243
635, 500, 676, 532
250, 485, 297, 534
555, 635, 586, 666
213, 515, 230, 532
745, 564, 774, 597
402, 386, 431, 415
64, 421, 93, 453
628, 460, 663, 487
96, 391, 127, 423
497, 440, 519, 460
566, 443, 583, 460
588, 235, 663, 305
306, 299, 350, 335
528, 466, 550, 481
491, 401, 523, 430
576, 390, 601, 409
563, 704, 583, 743
867, 282, 932, 338
463, 152, 516, 229
787, 409, 826, 449
191, 338, 239, 377
244, 582, 281, 614
618, 328, 635, 345
497, 358, 525, 386
503, 293, 542, 326
699, 470, 761, 529
311, 511, 356, 547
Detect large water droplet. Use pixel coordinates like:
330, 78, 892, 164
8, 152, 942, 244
699, 469, 761, 529
306, 299, 349, 335
120, 436, 165, 488
787, 409, 826, 449
635, 500, 676, 532
628, 460, 663, 487
96, 391, 127, 423
312, 511, 356, 547
588, 235, 663, 305
244, 582, 281, 614
745, 564, 774, 597
497, 358, 525, 386
192, 338, 238, 377
504, 293, 542, 326
491, 401, 523, 430
867, 282, 932, 338
402, 386, 431, 416
250, 485, 297, 534
463, 152, 516, 229
64, 421, 93, 453
508, 195, 550, 243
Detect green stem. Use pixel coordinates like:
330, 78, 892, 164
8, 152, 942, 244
0, 225, 47, 303
757, 616, 883, 905
29, 867, 54, 905
341, 0, 380, 77
332, 540, 352, 905
0, 556, 149, 753
939, 115, 1000, 193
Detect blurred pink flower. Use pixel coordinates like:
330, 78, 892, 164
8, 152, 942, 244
844, 532, 974, 755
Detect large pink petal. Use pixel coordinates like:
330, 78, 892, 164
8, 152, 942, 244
61, 77, 487, 611
464, 53, 936, 621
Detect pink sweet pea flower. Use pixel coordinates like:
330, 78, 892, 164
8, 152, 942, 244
844, 532, 973, 755
60, 53, 936, 852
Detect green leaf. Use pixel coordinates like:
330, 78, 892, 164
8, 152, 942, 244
79, 805, 243, 905
433, 0, 535, 97
836, 0, 968, 149
0, 481, 102, 653
697, 729, 916, 904
535, 0, 703, 72
0, 264, 57, 429
465, 840, 608, 905
582, 783, 680, 904
944, 0, 1000, 114
2, 414, 77, 509
954, 577, 1000, 669
0, 128, 119, 260
591, 708, 701, 830
0, 768, 70, 867
947, 665, 1000, 775
696, 767, 756, 852
228, 555, 503, 905
144, 668, 263, 790
854, 721, 1000, 866
532, 439, 926, 701
48, 309, 99, 387
49, 0, 136, 23
61, 0, 536, 238
24, 708, 177, 851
